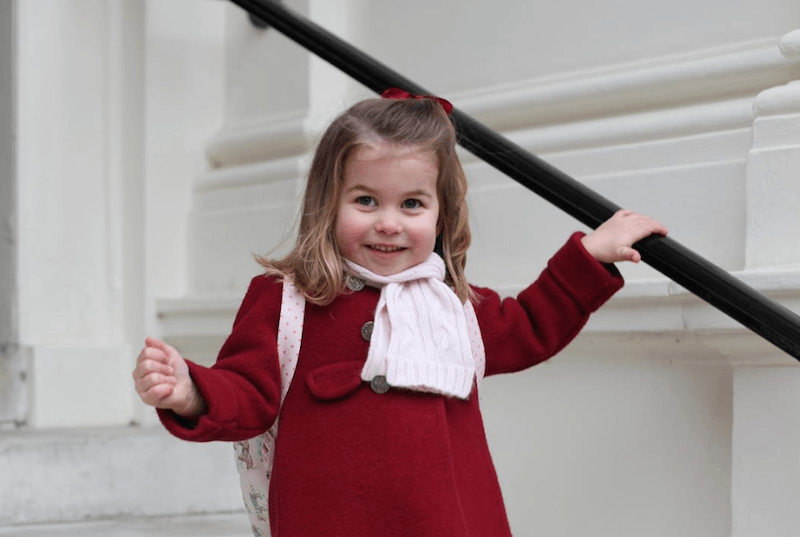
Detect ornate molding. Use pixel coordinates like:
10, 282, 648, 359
473, 97, 755, 159
195, 154, 306, 192
779, 28, 800, 61
453, 37, 798, 132
747, 29, 800, 117
753, 80, 800, 117
203, 38, 798, 169
204, 110, 311, 168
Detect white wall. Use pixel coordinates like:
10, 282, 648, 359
731, 367, 800, 537
482, 361, 733, 537
4, 0, 800, 532
351, 0, 800, 93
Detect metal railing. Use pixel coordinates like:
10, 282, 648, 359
229, 0, 800, 361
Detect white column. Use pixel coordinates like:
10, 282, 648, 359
15, 0, 136, 427
0, 0, 27, 428
306, 0, 365, 128
0, 0, 13, 348
731, 366, 800, 537
732, 28, 800, 537
745, 29, 800, 269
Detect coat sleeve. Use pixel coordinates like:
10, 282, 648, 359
158, 275, 283, 442
474, 232, 624, 376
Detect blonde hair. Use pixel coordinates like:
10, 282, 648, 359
259, 97, 472, 305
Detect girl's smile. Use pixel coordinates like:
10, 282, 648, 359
336, 143, 440, 276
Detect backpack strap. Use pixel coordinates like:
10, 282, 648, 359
234, 275, 305, 537
262, 276, 305, 464
464, 300, 486, 388
276, 275, 305, 403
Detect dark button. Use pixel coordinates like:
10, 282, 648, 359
370, 375, 390, 394
361, 321, 374, 342
346, 276, 365, 291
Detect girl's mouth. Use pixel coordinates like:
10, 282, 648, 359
368, 245, 405, 252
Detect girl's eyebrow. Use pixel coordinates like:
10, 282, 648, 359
343, 184, 376, 195
405, 189, 435, 199
345, 184, 434, 199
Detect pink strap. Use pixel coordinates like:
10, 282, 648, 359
464, 301, 486, 387
276, 276, 304, 403
234, 276, 305, 537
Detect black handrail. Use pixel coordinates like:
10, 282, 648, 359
228, 0, 800, 361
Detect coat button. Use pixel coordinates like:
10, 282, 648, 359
370, 375, 390, 394
361, 321, 374, 342
346, 276, 365, 291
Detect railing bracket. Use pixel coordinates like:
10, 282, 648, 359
248, 0, 281, 30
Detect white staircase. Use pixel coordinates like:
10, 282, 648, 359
0, 427, 249, 536
0, 513, 251, 537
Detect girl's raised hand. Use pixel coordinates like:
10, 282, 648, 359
581, 209, 668, 264
132, 337, 205, 417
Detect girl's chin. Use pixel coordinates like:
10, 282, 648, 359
356, 251, 414, 276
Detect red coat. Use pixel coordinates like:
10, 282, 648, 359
159, 233, 623, 536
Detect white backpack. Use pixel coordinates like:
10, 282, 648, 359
232, 276, 486, 537
232, 277, 305, 537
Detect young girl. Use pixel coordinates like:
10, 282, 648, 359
133, 90, 667, 537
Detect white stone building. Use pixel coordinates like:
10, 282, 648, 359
1, 0, 799, 535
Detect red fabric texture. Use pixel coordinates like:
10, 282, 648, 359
158, 232, 623, 537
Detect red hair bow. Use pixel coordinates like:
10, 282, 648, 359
381, 87, 453, 115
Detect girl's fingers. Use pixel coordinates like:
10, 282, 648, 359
134, 354, 174, 375
144, 336, 164, 349
145, 337, 180, 360
641, 215, 667, 235
132, 361, 176, 397
135, 374, 178, 405
137, 346, 166, 365
134, 337, 186, 408
141, 382, 177, 406
135, 371, 177, 393
622, 247, 641, 263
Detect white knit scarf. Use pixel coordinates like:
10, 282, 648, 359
344, 253, 476, 399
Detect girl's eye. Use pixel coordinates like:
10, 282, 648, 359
356, 196, 375, 206
402, 199, 422, 209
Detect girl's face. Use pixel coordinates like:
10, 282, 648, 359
336, 143, 440, 276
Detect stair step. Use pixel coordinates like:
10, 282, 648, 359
0, 513, 252, 537
0, 427, 244, 526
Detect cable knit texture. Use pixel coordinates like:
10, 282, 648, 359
345, 253, 475, 399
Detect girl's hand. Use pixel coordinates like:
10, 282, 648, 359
581, 209, 668, 264
132, 337, 205, 417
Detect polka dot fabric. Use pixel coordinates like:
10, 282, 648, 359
464, 300, 486, 388
277, 277, 304, 402
235, 276, 305, 537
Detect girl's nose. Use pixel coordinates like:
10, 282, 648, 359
374, 211, 402, 235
